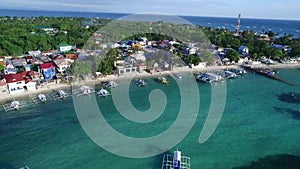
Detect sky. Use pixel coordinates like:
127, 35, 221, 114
0, 0, 299, 20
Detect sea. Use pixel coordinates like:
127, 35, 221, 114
0, 9, 300, 38
0, 9, 300, 169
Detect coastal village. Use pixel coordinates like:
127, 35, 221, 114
1, 16, 300, 111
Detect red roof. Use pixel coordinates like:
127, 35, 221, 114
4, 72, 27, 83
40, 62, 55, 69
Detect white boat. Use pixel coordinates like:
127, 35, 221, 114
230, 68, 247, 75
135, 79, 147, 86
97, 88, 111, 97
2, 100, 27, 112
11, 100, 20, 110
197, 72, 223, 83
81, 86, 91, 94
58, 89, 66, 99
103, 80, 118, 88
161, 149, 190, 169
224, 70, 237, 79
38, 94, 47, 102
261, 57, 274, 64
173, 149, 181, 169
19, 165, 30, 169
173, 73, 182, 79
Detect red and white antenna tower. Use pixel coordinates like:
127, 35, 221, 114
236, 14, 241, 33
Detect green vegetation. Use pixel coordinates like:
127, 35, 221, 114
201, 27, 300, 60
226, 49, 240, 62
0, 16, 110, 56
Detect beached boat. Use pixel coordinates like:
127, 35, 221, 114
135, 79, 147, 86
103, 80, 118, 88
2, 100, 27, 112
158, 76, 169, 84
97, 88, 111, 97
224, 70, 237, 79
161, 149, 190, 169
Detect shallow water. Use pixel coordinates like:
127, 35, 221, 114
0, 69, 300, 169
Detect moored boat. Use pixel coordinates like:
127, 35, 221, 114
135, 79, 147, 86
161, 149, 190, 169
11, 100, 20, 110
97, 88, 111, 97
58, 89, 66, 99
38, 94, 47, 102
103, 80, 118, 88
158, 76, 169, 84
224, 70, 237, 79
173, 73, 182, 79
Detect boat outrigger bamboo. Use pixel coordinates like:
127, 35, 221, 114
3, 100, 27, 112
52, 89, 71, 100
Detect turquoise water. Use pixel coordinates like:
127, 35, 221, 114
1, 69, 300, 169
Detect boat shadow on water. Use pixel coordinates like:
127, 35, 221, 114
277, 92, 300, 104
232, 154, 300, 169
274, 107, 300, 120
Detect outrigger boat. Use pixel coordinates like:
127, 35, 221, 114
97, 88, 111, 97
161, 149, 190, 169
173, 73, 182, 79
3, 100, 27, 112
19, 165, 30, 169
224, 70, 237, 79
73, 86, 95, 97
33, 93, 48, 104
135, 79, 147, 86
158, 76, 169, 84
52, 89, 70, 100
103, 80, 118, 88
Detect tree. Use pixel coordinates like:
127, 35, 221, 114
226, 50, 240, 62
97, 58, 113, 75
69, 60, 92, 77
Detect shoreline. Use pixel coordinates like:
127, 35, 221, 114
1, 63, 300, 105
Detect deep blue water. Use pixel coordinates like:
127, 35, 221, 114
0, 9, 300, 37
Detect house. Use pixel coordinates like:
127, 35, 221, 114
4, 72, 26, 94
25, 55, 34, 64
65, 53, 78, 60
114, 60, 138, 75
40, 62, 56, 80
57, 44, 73, 53
28, 50, 41, 57
11, 58, 27, 67
4, 64, 17, 75
54, 58, 74, 73
238, 45, 249, 55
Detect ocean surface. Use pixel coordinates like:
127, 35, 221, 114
0, 68, 300, 169
0, 9, 300, 37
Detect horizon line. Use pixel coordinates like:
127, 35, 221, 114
0, 8, 300, 21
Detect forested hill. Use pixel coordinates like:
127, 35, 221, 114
0, 16, 110, 56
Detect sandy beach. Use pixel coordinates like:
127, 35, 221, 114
0, 63, 299, 105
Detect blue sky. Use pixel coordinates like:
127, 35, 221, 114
1, 0, 299, 20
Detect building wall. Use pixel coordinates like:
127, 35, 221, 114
7, 81, 25, 94
59, 46, 73, 52
26, 82, 36, 91
42, 68, 56, 80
